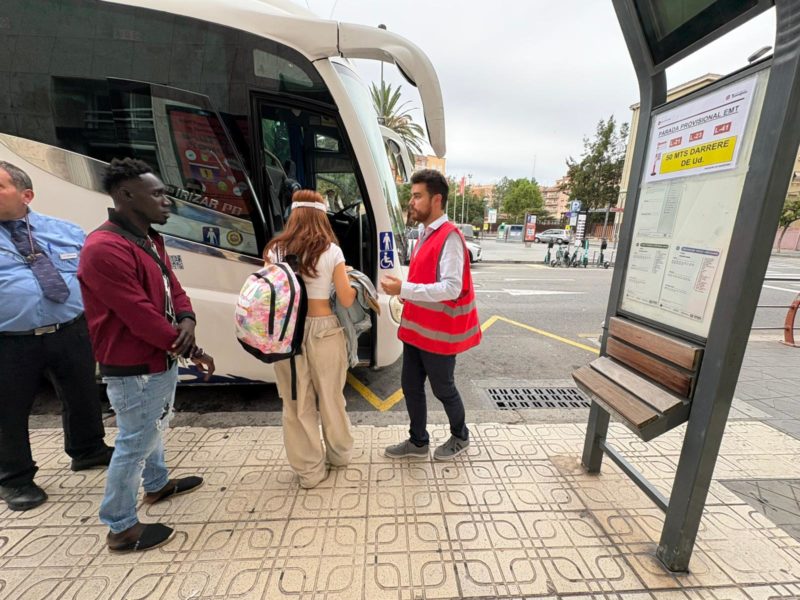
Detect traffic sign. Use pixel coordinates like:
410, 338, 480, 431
379, 251, 394, 269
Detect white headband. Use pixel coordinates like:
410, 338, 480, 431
291, 201, 327, 212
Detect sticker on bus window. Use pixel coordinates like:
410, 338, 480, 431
203, 226, 221, 246
380, 231, 394, 252
379, 251, 394, 269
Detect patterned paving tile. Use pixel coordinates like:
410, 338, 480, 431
3, 422, 800, 599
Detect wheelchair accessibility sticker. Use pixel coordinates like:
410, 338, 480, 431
379, 232, 394, 269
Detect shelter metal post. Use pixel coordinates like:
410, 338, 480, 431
657, 0, 800, 572
581, 0, 666, 473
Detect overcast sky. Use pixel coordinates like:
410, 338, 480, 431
297, 1, 775, 187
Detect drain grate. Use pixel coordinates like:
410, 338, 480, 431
486, 387, 591, 409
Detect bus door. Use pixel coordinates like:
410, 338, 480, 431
252, 95, 375, 363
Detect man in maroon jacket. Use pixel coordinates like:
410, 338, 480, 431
78, 158, 214, 553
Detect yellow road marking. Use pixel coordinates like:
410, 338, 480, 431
347, 314, 598, 411
345, 373, 384, 410
494, 316, 600, 354
480, 314, 500, 332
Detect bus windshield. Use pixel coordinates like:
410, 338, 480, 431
335, 64, 408, 263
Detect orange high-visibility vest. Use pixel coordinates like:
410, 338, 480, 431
398, 221, 481, 355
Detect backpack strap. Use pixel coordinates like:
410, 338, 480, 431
95, 222, 170, 278
290, 355, 297, 401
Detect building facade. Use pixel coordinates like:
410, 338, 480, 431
471, 183, 496, 208
541, 176, 571, 219
414, 154, 446, 175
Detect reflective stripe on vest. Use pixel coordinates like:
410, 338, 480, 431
410, 298, 478, 318
398, 221, 481, 355
400, 318, 481, 343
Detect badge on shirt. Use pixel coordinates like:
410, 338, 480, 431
59, 252, 78, 260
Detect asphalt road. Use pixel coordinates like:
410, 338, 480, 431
30, 255, 800, 427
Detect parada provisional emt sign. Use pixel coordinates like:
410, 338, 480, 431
660, 137, 736, 174
643, 75, 756, 183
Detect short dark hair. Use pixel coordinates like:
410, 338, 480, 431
0, 161, 33, 192
411, 169, 449, 210
102, 158, 153, 194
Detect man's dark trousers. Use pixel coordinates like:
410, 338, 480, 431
0, 316, 107, 486
401, 342, 469, 446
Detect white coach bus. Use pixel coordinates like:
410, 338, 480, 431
0, 0, 445, 383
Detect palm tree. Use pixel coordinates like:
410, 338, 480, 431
370, 81, 426, 159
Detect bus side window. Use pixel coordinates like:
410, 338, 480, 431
50, 75, 263, 256
106, 79, 262, 256
260, 117, 291, 227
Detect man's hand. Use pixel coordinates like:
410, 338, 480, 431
191, 352, 216, 381
172, 318, 196, 357
380, 275, 403, 296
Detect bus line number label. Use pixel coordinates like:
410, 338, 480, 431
380, 232, 394, 269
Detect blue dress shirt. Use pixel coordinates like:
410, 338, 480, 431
0, 210, 85, 332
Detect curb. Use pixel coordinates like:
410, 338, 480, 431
479, 260, 549, 265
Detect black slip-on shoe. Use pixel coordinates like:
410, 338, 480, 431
71, 446, 114, 472
0, 482, 48, 511
143, 476, 204, 505
107, 522, 175, 553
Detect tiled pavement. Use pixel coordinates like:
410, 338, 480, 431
734, 342, 800, 440
4, 419, 800, 599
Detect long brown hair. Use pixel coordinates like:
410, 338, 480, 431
263, 189, 338, 278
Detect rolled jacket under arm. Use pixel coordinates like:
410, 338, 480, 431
331, 269, 379, 368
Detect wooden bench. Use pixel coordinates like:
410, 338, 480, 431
573, 317, 704, 441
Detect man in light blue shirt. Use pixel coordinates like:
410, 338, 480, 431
0, 161, 112, 511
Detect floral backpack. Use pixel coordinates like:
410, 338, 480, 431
234, 255, 307, 398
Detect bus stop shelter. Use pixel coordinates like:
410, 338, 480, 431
576, 0, 800, 572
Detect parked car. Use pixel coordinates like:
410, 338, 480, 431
501, 224, 524, 242
404, 228, 420, 264
456, 224, 482, 263
404, 223, 482, 264
535, 228, 570, 244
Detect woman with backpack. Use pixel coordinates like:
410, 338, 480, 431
264, 189, 356, 488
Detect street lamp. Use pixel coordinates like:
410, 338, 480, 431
462, 173, 472, 224
378, 24, 387, 91
747, 46, 771, 63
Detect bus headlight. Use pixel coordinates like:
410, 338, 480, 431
389, 295, 403, 324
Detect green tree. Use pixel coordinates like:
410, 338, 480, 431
396, 182, 412, 225
777, 197, 800, 253
493, 177, 512, 215
564, 116, 629, 212
370, 81, 426, 160
500, 178, 545, 223
449, 188, 485, 226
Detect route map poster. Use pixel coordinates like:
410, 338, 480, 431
620, 70, 768, 338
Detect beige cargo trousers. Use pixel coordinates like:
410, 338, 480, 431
274, 315, 354, 488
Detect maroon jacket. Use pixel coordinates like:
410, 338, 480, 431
78, 213, 195, 376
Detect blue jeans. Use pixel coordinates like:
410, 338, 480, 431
99, 365, 178, 533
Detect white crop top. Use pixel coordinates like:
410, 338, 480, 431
269, 244, 345, 300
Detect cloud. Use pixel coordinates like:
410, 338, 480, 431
303, 0, 775, 185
